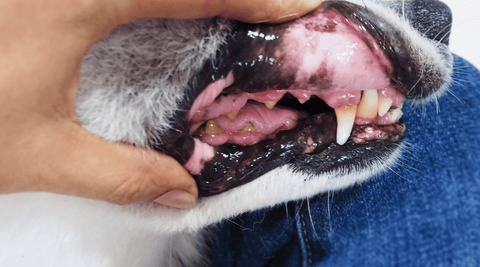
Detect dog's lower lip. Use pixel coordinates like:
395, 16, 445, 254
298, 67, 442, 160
188, 112, 406, 196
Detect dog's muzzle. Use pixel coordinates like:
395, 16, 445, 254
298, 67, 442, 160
153, 0, 453, 196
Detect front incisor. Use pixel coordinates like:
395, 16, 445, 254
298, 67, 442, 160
357, 89, 378, 119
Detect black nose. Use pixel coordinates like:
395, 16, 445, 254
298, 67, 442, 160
396, 0, 452, 45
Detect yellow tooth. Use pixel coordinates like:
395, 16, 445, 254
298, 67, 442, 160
265, 101, 277, 109
334, 103, 357, 145
226, 110, 239, 120
356, 89, 378, 119
299, 99, 307, 104
284, 119, 293, 128
190, 121, 204, 133
377, 97, 393, 117
204, 120, 224, 136
240, 122, 257, 133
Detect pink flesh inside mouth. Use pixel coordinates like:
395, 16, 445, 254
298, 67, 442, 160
184, 8, 406, 175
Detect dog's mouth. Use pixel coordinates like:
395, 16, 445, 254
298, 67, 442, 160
157, 2, 422, 196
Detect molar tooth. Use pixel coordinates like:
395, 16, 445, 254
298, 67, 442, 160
204, 120, 224, 136
377, 97, 393, 117
265, 101, 277, 109
226, 110, 239, 120
284, 119, 293, 128
356, 89, 378, 119
389, 109, 403, 122
334, 103, 357, 145
240, 122, 257, 133
298, 96, 311, 104
190, 121, 204, 133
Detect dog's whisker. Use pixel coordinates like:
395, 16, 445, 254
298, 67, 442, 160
327, 190, 334, 234
306, 198, 319, 240
445, 88, 463, 105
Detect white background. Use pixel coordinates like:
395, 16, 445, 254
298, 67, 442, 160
442, 0, 480, 68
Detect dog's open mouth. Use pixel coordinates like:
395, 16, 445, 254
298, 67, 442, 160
158, 2, 420, 196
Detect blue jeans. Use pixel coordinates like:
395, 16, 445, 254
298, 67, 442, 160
207, 56, 480, 267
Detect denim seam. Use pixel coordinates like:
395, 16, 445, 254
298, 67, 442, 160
300, 211, 313, 267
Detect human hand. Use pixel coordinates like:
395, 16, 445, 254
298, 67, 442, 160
0, 0, 322, 208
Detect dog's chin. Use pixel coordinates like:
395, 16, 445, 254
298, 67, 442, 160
131, 142, 404, 234
78, 0, 453, 233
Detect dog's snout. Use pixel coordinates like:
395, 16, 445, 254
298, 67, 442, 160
399, 0, 452, 45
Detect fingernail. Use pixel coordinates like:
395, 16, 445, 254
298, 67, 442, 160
153, 190, 196, 209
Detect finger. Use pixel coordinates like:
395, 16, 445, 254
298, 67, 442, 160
67, 0, 324, 42
26, 120, 198, 207
108, 0, 323, 23
219, 0, 324, 23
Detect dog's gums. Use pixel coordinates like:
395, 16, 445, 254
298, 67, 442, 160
150, 1, 449, 197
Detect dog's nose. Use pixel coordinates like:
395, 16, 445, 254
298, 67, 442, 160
400, 0, 452, 45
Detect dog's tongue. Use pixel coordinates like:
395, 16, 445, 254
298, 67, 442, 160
201, 102, 300, 146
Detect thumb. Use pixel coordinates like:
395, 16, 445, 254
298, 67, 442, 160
32, 120, 198, 207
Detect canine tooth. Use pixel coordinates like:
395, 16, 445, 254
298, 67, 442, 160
240, 122, 257, 133
226, 110, 239, 120
389, 109, 403, 122
204, 120, 224, 136
356, 89, 378, 118
265, 101, 277, 109
334, 103, 357, 145
377, 97, 393, 117
299, 99, 307, 104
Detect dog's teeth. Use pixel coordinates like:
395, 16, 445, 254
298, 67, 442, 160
298, 99, 307, 104
284, 119, 293, 127
334, 103, 357, 145
356, 89, 378, 119
190, 121, 204, 133
226, 110, 239, 120
240, 122, 257, 133
204, 120, 224, 136
264, 101, 277, 109
389, 108, 403, 122
378, 97, 393, 117
398, 100, 404, 109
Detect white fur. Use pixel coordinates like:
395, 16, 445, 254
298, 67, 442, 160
0, 1, 452, 266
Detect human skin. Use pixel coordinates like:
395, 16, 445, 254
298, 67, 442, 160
0, 0, 322, 208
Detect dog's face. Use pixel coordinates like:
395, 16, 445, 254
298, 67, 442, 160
77, 0, 453, 231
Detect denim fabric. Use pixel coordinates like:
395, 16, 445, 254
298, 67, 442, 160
207, 56, 480, 266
